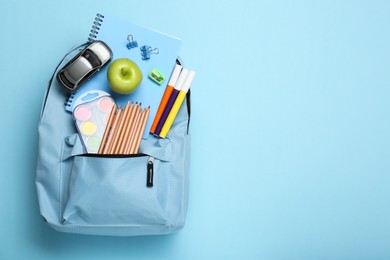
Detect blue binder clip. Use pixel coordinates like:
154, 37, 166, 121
126, 35, 138, 49
140, 45, 159, 60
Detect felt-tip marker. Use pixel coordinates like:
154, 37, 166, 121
154, 68, 189, 135
159, 70, 195, 138
150, 64, 182, 133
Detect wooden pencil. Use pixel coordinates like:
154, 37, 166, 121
131, 107, 150, 154
98, 104, 117, 154
104, 107, 123, 154
128, 108, 145, 154
107, 106, 127, 154
118, 103, 137, 154
115, 102, 133, 154
112, 102, 131, 154
125, 105, 142, 154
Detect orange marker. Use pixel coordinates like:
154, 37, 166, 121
150, 64, 182, 133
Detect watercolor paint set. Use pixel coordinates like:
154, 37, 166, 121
72, 92, 115, 153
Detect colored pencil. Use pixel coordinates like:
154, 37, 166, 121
125, 105, 142, 154
98, 104, 117, 154
131, 107, 150, 154
104, 107, 122, 154
112, 102, 131, 154
106, 106, 124, 154
128, 108, 144, 154
118, 103, 138, 154
116, 102, 132, 154
98, 101, 152, 154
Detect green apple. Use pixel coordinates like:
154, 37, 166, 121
107, 58, 143, 94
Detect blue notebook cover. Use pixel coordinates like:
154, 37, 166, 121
65, 13, 182, 138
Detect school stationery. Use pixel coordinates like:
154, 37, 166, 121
99, 102, 150, 155
72, 93, 115, 153
126, 35, 138, 49
153, 68, 188, 135
65, 13, 182, 139
148, 68, 165, 85
140, 45, 159, 60
159, 70, 195, 138
150, 64, 182, 133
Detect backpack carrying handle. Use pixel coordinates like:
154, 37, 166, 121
40, 42, 90, 117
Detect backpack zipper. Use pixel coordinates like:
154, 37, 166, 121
81, 153, 154, 188
147, 156, 154, 187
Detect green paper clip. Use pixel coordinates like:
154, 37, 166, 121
148, 68, 165, 85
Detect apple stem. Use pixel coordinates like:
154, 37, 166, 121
121, 68, 128, 77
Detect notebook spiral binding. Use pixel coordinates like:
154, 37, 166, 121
88, 13, 104, 42
64, 93, 75, 109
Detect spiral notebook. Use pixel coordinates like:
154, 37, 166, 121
65, 13, 182, 138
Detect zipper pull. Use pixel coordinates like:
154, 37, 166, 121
147, 156, 154, 187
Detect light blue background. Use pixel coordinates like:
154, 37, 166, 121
1, 0, 389, 259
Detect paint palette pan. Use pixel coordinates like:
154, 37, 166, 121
73, 94, 115, 153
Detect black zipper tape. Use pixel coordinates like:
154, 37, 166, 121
80, 153, 154, 188
80, 153, 147, 158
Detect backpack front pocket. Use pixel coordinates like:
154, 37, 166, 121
62, 154, 170, 227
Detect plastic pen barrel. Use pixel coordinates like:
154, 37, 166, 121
150, 64, 182, 133
159, 70, 195, 138
154, 69, 189, 135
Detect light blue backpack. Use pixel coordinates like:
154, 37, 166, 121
36, 46, 191, 236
